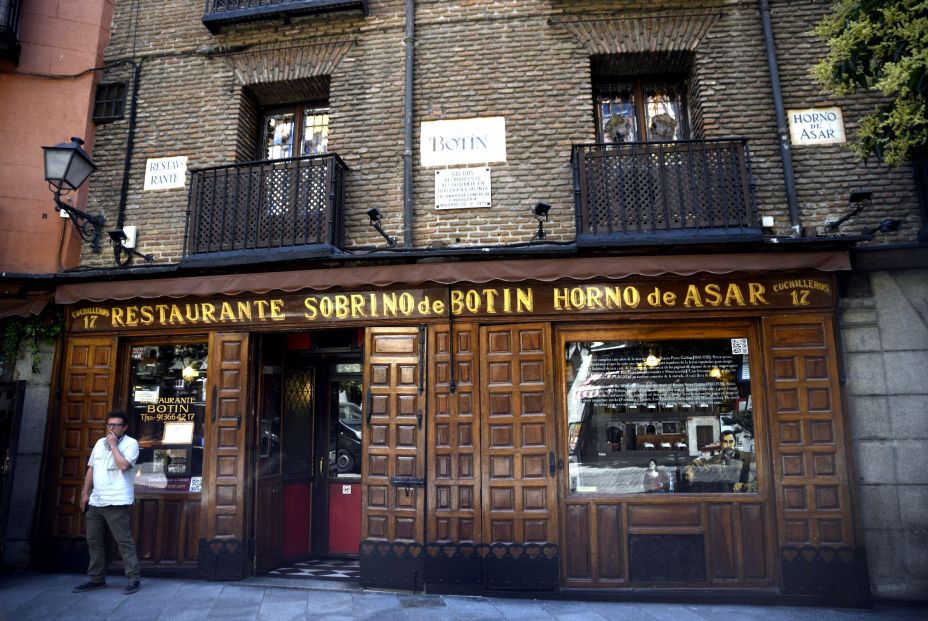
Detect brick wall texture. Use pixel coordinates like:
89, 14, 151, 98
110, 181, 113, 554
80, 0, 923, 267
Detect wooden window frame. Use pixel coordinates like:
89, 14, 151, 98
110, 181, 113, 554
258, 101, 329, 161
593, 75, 690, 143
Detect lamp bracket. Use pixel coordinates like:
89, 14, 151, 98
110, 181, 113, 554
54, 191, 105, 253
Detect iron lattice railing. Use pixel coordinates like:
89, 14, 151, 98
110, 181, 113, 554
184, 154, 347, 257
202, 0, 368, 32
572, 139, 759, 242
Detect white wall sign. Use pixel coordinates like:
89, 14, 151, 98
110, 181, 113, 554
421, 117, 506, 167
143, 156, 188, 190
435, 167, 492, 209
788, 107, 846, 145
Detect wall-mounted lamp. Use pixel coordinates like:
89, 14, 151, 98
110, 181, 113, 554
109, 226, 153, 267
824, 188, 873, 232
367, 207, 397, 248
532, 202, 551, 240
862, 218, 901, 237
42, 137, 105, 252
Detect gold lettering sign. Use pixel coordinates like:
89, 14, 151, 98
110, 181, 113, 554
69, 277, 835, 332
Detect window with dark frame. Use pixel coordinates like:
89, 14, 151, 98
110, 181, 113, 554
260, 102, 329, 160
595, 79, 688, 143
92, 82, 128, 123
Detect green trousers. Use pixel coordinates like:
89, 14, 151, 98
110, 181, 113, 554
85, 505, 140, 581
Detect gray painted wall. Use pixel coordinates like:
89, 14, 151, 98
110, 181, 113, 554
841, 268, 928, 601
1, 341, 54, 570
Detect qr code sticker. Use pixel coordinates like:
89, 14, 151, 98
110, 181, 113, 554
731, 338, 749, 355
189, 477, 202, 493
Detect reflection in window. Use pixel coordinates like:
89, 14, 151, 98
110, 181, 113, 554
330, 377, 362, 478
565, 338, 755, 495
127, 343, 207, 494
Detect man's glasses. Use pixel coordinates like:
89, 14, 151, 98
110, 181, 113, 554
106, 423, 127, 428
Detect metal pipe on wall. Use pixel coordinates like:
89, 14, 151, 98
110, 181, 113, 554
402, 0, 415, 247
758, 0, 802, 237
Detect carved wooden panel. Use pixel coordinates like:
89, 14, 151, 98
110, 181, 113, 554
428, 323, 481, 544
203, 332, 250, 541
362, 327, 423, 543
48, 337, 117, 537
763, 315, 853, 547
480, 324, 557, 544
132, 495, 201, 565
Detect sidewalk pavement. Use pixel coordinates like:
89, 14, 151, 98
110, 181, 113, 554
1, 571, 925, 621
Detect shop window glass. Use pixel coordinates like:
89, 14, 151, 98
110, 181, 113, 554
329, 375, 362, 478
565, 337, 756, 495
127, 343, 208, 494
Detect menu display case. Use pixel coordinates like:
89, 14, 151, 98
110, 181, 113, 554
127, 343, 208, 494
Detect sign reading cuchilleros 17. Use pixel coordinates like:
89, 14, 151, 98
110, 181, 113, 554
68, 276, 836, 332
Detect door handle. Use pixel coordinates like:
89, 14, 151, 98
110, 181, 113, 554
549, 451, 556, 476
210, 384, 217, 424
366, 389, 373, 427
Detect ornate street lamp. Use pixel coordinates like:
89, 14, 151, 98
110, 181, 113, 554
42, 137, 104, 252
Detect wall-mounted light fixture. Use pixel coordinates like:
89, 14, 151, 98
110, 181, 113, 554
42, 137, 105, 252
532, 202, 551, 240
109, 226, 153, 267
367, 208, 397, 248
824, 188, 873, 232
862, 218, 901, 237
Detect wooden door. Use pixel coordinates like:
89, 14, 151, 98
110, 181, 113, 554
480, 324, 559, 546
428, 322, 481, 545
43, 337, 117, 568
361, 327, 424, 543
200, 332, 251, 579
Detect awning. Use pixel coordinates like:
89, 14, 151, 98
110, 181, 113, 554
0, 298, 48, 320
55, 251, 850, 305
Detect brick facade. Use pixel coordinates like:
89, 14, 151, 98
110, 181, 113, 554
79, 0, 924, 267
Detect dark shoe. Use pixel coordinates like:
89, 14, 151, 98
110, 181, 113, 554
124, 580, 140, 595
73, 581, 106, 593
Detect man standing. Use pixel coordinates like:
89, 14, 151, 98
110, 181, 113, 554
73, 410, 141, 594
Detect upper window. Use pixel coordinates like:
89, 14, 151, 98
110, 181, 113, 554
595, 80, 687, 143
564, 335, 756, 495
261, 103, 329, 160
93, 82, 128, 123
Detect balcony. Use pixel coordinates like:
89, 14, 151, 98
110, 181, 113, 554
0, 0, 22, 65
202, 0, 368, 33
183, 154, 347, 266
572, 139, 761, 246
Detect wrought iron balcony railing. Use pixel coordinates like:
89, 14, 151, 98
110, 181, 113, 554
202, 0, 368, 33
184, 154, 347, 262
572, 139, 760, 245
0, 0, 22, 65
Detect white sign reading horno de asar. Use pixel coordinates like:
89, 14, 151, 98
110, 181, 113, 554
143, 156, 188, 191
420, 117, 506, 167
788, 107, 846, 145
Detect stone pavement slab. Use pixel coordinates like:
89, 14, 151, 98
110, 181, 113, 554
1, 572, 925, 621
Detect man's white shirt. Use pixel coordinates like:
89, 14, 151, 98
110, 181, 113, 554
88, 435, 139, 506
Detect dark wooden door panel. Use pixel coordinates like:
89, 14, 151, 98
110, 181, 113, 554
362, 327, 424, 543
203, 332, 250, 543
428, 323, 481, 544
763, 315, 854, 548
47, 337, 117, 540
480, 324, 558, 545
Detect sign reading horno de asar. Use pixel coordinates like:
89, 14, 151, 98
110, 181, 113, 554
420, 117, 506, 167
69, 276, 835, 332
788, 107, 846, 145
